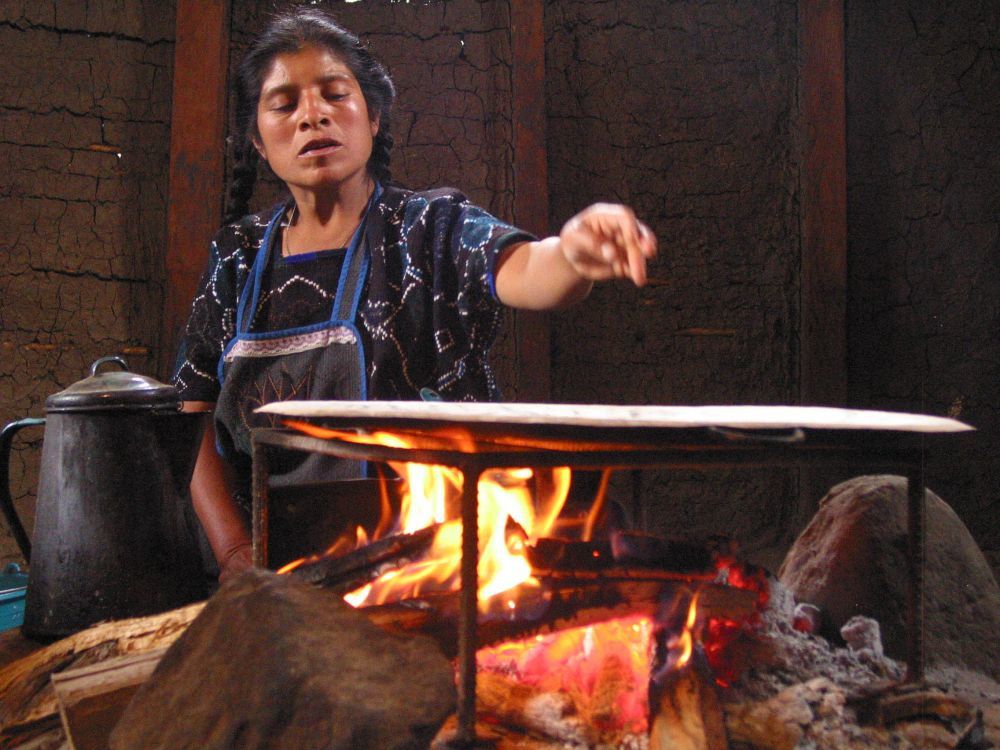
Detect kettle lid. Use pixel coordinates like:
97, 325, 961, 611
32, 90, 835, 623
46, 356, 182, 413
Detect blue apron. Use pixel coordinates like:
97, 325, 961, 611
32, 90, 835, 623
214, 187, 379, 487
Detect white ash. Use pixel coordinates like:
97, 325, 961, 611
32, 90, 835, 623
717, 578, 1000, 749
840, 615, 885, 663
723, 577, 904, 704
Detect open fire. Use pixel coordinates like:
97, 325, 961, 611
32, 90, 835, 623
274, 420, 766, 745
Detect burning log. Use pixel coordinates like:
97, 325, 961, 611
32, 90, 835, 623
528, 533, 718, 578
283, 523, 439, 591
475, 671, 590, 746
356, 577, 757, 658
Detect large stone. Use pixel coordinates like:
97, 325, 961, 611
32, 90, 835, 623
110, 568, 455, 750
778, 475, 1000, 680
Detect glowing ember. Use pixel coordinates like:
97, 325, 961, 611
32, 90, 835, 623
478, 616, 654, 735
704, 556, 771, 687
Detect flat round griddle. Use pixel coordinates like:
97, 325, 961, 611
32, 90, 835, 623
256, 401, 972, 452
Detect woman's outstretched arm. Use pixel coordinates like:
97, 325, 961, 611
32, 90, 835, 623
495, 203, 658, 311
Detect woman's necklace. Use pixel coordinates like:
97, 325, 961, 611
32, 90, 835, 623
282, 204, 361, 257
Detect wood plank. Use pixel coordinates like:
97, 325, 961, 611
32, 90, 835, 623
798, 0, 847, 406
510, 1, 551, 402
0, 603, 203, 739
52, 649, 166, 750
159, 0, 231, 379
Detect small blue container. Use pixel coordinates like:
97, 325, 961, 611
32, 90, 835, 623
0, 562, 28, 632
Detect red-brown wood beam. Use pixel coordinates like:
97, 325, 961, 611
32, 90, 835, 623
160, 0, 231, 379
799, 0, 847, 406
510, 0, 551, 402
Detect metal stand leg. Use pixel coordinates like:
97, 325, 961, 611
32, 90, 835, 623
454, 466, 482, 747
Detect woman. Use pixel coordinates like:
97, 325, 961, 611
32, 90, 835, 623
173, 8, 657, 582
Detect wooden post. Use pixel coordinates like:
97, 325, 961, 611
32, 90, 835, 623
796, 0, 848, 537
798, 0, 847, 407
510, 0, 551, 402
160, 0, 231, 379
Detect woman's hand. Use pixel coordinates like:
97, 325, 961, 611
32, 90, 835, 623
495, 203, 658, 311
558, 203, 658, 287
219, 541, 253, 583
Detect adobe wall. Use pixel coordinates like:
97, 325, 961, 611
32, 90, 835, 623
846, 1, 1000, 572
543, 1, 802, 564
0, 2, 175, 565
2, 1, 995, 576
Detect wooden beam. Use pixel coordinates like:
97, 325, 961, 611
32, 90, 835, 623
510, 0, 551, 402
160, 0, 231, 379
798, 0, 847, 406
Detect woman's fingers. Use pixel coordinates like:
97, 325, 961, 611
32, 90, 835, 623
567, 204, 656, 286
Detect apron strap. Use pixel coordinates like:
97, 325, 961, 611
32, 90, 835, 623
235, 205, 287, 336
332, 182, 381, 323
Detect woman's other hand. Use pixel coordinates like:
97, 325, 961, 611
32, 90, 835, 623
219, 541, 254, 583
559, 203, 658, 287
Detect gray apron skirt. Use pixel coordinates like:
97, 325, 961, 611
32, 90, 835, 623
214, 188, 379, 489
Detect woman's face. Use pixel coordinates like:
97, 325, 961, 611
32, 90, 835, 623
253, 45, 378, 195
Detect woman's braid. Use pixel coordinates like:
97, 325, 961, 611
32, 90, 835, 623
223, 144, 260, 225
370, 128, 394, 185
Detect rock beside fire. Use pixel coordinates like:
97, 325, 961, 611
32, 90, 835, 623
779, 475, 1000, 680
109, 568, 455, 750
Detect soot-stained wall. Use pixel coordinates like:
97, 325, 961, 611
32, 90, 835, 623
846, 1, 1000, 572
0, 1, 175, 566
544, 1, 802, 564
1, 1, 995, 574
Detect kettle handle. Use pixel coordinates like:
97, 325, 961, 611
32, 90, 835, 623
89, 355, 129, 376
0, 418, 45, 561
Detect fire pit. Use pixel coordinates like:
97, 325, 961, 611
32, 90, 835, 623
250, 402, 971, 746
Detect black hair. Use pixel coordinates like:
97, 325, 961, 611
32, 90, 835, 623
223, 7, 396, 224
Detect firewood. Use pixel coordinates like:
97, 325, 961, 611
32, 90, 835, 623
0, 601, 203, 744
285, 523, 439, 591
475, 671, 590, 746
649, 649, 729, 750
878, 688, 973, 726
528, 534, 716, 577
288, 524, 439, 594
356, 578, 756, 659
51, 648, 166, 750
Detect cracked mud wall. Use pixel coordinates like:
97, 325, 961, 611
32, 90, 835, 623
0, 1, 176, 566
846, 2, 1000, 572
544, 1, 802, 566
2, 0, 994, 577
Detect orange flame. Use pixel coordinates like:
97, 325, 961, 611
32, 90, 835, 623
282, 421, 572, 610
671, 591, 700, 670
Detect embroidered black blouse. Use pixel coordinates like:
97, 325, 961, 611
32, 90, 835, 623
172, 185, 533, 404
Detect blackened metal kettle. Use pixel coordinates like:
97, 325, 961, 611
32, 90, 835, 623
0, 356, 209, 638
